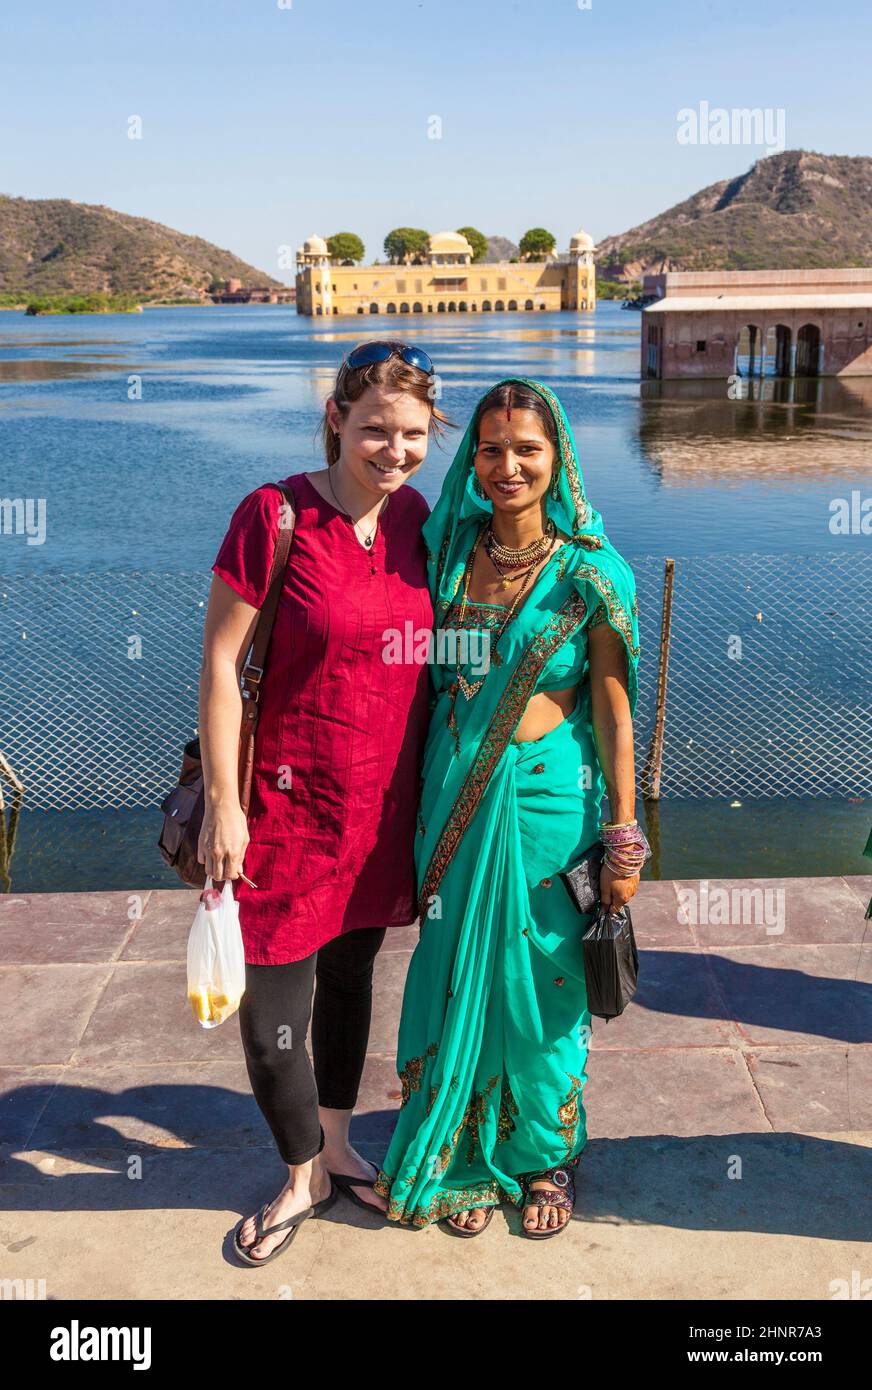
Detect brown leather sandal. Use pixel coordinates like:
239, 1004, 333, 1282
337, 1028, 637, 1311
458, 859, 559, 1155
520, 1163, 576, 1239
440, 1205, 496, 1238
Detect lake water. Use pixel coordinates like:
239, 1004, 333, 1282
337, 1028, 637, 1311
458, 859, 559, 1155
1, 304, 870, 890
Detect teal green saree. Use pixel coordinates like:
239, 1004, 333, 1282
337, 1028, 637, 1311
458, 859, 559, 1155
373, 378, 640, 1227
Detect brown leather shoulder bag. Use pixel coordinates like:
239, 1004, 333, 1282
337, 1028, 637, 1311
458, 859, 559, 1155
157, 480, 296, 887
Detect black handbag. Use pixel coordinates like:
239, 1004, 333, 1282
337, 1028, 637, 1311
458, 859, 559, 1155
579, 904, 639, 1021
559, 838, 647, 1020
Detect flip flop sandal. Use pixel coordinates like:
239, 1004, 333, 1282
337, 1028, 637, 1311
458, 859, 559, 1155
439, 1206, 496, 1238
520, 1165, 576, 1240
233, 1183, 338, 1266
328, 1167, 387, 1216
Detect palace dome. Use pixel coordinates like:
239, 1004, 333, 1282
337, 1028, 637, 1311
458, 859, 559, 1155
303, 234, 329, 254
570, 228, 594, 250
428, 230, 473, 255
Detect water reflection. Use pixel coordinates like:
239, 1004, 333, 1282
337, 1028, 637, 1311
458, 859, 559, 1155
639, 377, 872, 483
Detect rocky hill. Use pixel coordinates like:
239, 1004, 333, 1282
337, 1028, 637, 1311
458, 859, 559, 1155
596, 150, 872, 281
0, 196, 282, 299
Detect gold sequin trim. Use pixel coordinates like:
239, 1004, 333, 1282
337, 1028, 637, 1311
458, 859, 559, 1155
574, 562, 640, 658
372, 1169, 519, 1227
417, 590, 588, 918
496, 1080, 519, 1145
399, 1041, 439, 1108
557, 1071, 586, 1161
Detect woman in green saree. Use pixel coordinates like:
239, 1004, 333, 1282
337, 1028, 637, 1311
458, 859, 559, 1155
373, 376, 642, 1237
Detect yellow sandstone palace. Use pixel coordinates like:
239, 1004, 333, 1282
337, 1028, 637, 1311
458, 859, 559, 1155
294, 229, 595, 316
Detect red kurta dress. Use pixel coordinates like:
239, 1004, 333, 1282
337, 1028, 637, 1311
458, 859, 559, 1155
211, 471, 434, 964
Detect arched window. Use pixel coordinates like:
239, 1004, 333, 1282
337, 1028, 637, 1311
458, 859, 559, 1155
386, 303, 397, 314
508, 299, 518, 310
448, 301, 457, 312
495, 300, 505, 311
369, 302, 379, 314
356, 306, 365, 314
482, 300, 492, 311
400, 302, 410, 313
524, 299, 534, 310
413, 302, 423, 313
437, 302, 446, 312
458, 301, 468, 311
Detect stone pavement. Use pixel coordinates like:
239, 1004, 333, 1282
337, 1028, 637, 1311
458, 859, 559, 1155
1, 877, 870, 1301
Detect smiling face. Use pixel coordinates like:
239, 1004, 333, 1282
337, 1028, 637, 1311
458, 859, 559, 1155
326, 386, 431, 495
474, 407, 558, 515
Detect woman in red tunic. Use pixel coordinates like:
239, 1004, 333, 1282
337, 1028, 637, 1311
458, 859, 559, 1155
198, 342, 450, 1264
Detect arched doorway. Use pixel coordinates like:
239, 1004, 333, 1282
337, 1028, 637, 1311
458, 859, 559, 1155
369, 303, 379, 314
525, 299, 534, 310
775, 324, 792, 376
448, 301, 457, 312
386, 303, 397, 314
458, 301, 468, 311
495, 300, 505, 311
508, 299, 518, 311
736, 323, 763, 376
796, 323, 821, 376
400, 302, 410, 313
482, 300, 492, 311
356, 306, 364, 314
437, 302, 446, 312
413, 302, 423, 313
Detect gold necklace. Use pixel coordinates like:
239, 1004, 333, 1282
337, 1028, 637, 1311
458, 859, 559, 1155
484, 517, 555, 570
454, 524, 554, 698
486, 548, 538, 591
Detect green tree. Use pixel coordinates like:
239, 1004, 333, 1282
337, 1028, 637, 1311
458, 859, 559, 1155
519, 227, 557, 260
327, 232, 365, 264
383, 227, 430, 264
456, 226, 488, 262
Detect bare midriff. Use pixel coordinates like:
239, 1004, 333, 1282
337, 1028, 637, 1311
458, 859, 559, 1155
513, 684, 579, 744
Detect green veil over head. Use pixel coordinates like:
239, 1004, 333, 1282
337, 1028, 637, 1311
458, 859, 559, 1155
421, 376, 641, 712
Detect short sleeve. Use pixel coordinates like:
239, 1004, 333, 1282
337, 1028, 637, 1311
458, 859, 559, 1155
587, 598, 610, 629
211, 484, 285, 610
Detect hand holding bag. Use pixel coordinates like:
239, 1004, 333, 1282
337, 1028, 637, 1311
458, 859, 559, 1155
186, 875, 246, 1028
559, 832, 650, 1020
158, 481, 296, 887
580, 903, 639, 1021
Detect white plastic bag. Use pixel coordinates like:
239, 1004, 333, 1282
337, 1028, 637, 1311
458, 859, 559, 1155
186, 876, 246, 1028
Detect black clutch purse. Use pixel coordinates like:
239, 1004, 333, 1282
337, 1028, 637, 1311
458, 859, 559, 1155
558, 842, 604, 917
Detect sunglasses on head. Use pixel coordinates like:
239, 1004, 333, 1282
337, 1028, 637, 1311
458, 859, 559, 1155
346, 341, 434, 375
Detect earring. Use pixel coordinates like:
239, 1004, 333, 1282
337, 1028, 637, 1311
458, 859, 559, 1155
550, 470, 561, 499
472, 474, 486, 498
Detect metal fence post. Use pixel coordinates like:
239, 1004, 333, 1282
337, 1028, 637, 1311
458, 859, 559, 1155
640, 557, 675, 801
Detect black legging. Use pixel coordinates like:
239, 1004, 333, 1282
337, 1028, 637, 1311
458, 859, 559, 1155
238, 926, 386, 1165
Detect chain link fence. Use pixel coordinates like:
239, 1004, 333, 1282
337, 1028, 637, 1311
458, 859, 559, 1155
0, 553, 868, 811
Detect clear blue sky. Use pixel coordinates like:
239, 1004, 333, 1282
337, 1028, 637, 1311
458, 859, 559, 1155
2, 0, 869, 282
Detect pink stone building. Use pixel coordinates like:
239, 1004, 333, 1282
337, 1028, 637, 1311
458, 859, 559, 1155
640, 269, 872, 379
